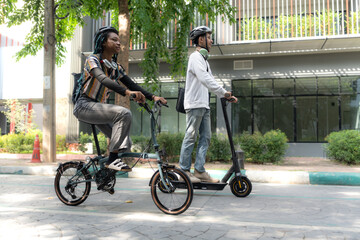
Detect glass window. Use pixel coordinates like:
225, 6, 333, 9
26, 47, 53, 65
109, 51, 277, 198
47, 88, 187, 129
253, 79, 273, 96
341, 95, 360, 130
232, 98, 252, 134
232, 80, 251, 97
318, 77, 339, 95
141, 82, 160, 96
141, 109, 151, 137
318, 96, 339, 141
161, 82, 179, 98
274, 97, 294, 141
253, 98, 273, 134
210, 98, 217, 133
341, 76, 360, 94
296, 97, 317, 141
161, 99, 179, 133
130, 101, 142, 136
179, 112, 186, 133
274, 79, 294, 96
296, 78, 317, 95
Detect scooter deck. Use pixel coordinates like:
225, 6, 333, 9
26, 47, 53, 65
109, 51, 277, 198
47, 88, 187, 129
192, 182, 228, 190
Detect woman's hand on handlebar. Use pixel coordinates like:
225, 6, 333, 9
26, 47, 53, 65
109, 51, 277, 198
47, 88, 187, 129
153, 96, 167, 105
126, 90, 145, 103
224, 92, 238, 103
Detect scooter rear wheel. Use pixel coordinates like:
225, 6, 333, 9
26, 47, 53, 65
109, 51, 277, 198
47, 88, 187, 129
229, 176, 252, 197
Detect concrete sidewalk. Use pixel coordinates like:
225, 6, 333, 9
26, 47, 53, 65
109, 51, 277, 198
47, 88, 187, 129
0, 154, 359, 186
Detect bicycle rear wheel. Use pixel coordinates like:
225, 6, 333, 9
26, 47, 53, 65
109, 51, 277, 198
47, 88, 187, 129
54, 162, 91, 206
151, 167, 193, 215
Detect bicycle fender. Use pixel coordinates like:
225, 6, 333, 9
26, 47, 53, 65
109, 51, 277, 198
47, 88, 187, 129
56, 161, 85, 173
148, 170, 160, 186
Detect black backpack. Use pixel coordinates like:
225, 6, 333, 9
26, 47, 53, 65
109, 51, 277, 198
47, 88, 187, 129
71, 72, 86, 104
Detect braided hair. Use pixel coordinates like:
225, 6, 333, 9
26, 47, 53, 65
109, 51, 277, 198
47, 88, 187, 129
93, 26, 119, 62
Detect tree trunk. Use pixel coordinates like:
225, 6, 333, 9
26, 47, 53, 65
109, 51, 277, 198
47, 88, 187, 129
116, 0, 131, 109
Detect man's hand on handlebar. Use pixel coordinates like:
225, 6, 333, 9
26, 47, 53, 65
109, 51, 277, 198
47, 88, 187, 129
126, 90, 145, 103
224, 92, 238, 103
153, 96, 167, 105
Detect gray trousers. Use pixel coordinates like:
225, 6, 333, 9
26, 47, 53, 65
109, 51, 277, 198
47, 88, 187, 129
73, 96, 132, 152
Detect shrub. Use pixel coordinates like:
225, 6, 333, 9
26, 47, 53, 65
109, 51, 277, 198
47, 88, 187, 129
0, 131, 67, 153
157, 132, 184, 162
237, 130, 288, 164
1, 134, 25, 153
94, 132, 107, 155
207, 134, 231, 162
56, 135, 67, 152
131, 135, 151, 152
325, 130, 360, 165
0, 135, 4, 149
263, 130, 288, 164
237, 131, 264, 164
77, 131, 107, 154
79, 132, 92, 152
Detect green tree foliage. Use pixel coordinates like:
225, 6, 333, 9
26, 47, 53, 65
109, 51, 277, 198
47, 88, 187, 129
1, 0, 116, 65
1, 0, 235, 86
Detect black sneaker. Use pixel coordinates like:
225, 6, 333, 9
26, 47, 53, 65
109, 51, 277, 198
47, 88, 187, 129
105, 159, 132, 172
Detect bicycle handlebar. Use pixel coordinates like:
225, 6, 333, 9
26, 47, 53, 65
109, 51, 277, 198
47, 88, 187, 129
130, 94, 168, 109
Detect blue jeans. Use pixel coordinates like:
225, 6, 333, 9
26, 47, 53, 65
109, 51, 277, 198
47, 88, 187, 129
179, 108, 211, 173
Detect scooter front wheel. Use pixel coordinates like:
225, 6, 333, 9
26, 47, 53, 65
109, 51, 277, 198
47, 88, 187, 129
229, 176, 252, 197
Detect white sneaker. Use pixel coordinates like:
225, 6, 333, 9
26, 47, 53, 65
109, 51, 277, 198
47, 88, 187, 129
181, 171, 201, 183
194, 169, 219, 183
106, 159, 132, 172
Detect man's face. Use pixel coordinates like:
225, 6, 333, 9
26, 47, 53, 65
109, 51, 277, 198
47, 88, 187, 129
199, 33, 213, 50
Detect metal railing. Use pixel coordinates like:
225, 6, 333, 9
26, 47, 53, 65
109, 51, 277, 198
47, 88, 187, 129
233, 0, 360, 42
130, 0, 360, 50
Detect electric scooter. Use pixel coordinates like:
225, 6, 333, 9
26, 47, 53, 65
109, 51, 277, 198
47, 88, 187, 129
192, 97, 252, 197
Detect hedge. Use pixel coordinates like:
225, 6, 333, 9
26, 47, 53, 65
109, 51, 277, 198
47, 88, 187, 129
325, 130, 360, 165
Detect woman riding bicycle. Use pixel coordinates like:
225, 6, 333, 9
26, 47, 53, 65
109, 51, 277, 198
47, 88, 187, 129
73, 26, 167, 172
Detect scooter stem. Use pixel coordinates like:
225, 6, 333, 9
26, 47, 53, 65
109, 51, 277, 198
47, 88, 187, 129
220, 98, 242, 180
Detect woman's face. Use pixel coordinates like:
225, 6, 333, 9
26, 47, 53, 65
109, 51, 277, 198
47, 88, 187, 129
103, 32, 121, 54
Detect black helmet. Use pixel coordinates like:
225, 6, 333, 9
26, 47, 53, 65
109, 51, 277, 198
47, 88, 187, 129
189, 26, 212, 40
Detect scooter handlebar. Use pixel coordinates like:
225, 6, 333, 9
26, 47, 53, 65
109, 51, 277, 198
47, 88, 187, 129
221, 97, 236, 103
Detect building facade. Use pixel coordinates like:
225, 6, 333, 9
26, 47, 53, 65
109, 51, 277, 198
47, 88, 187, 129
1, 0, 360, 157
125, 0, 360, 157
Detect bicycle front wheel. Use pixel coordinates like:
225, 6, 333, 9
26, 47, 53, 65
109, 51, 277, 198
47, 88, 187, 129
54, 162, 91, 206
151, 167, 193, 215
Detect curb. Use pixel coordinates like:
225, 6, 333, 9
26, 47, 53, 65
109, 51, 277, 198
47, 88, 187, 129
1, 165, 359, 186
309, 172, 360, 186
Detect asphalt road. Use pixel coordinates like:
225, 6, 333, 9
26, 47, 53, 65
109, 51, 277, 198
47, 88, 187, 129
1, 174, 360, 239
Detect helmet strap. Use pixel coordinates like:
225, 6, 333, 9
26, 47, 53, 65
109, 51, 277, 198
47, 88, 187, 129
205, 35, 209, 52
199, 34, 209, 52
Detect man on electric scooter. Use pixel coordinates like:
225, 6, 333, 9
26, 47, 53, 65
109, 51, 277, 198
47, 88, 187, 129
179, 26, 238, 183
